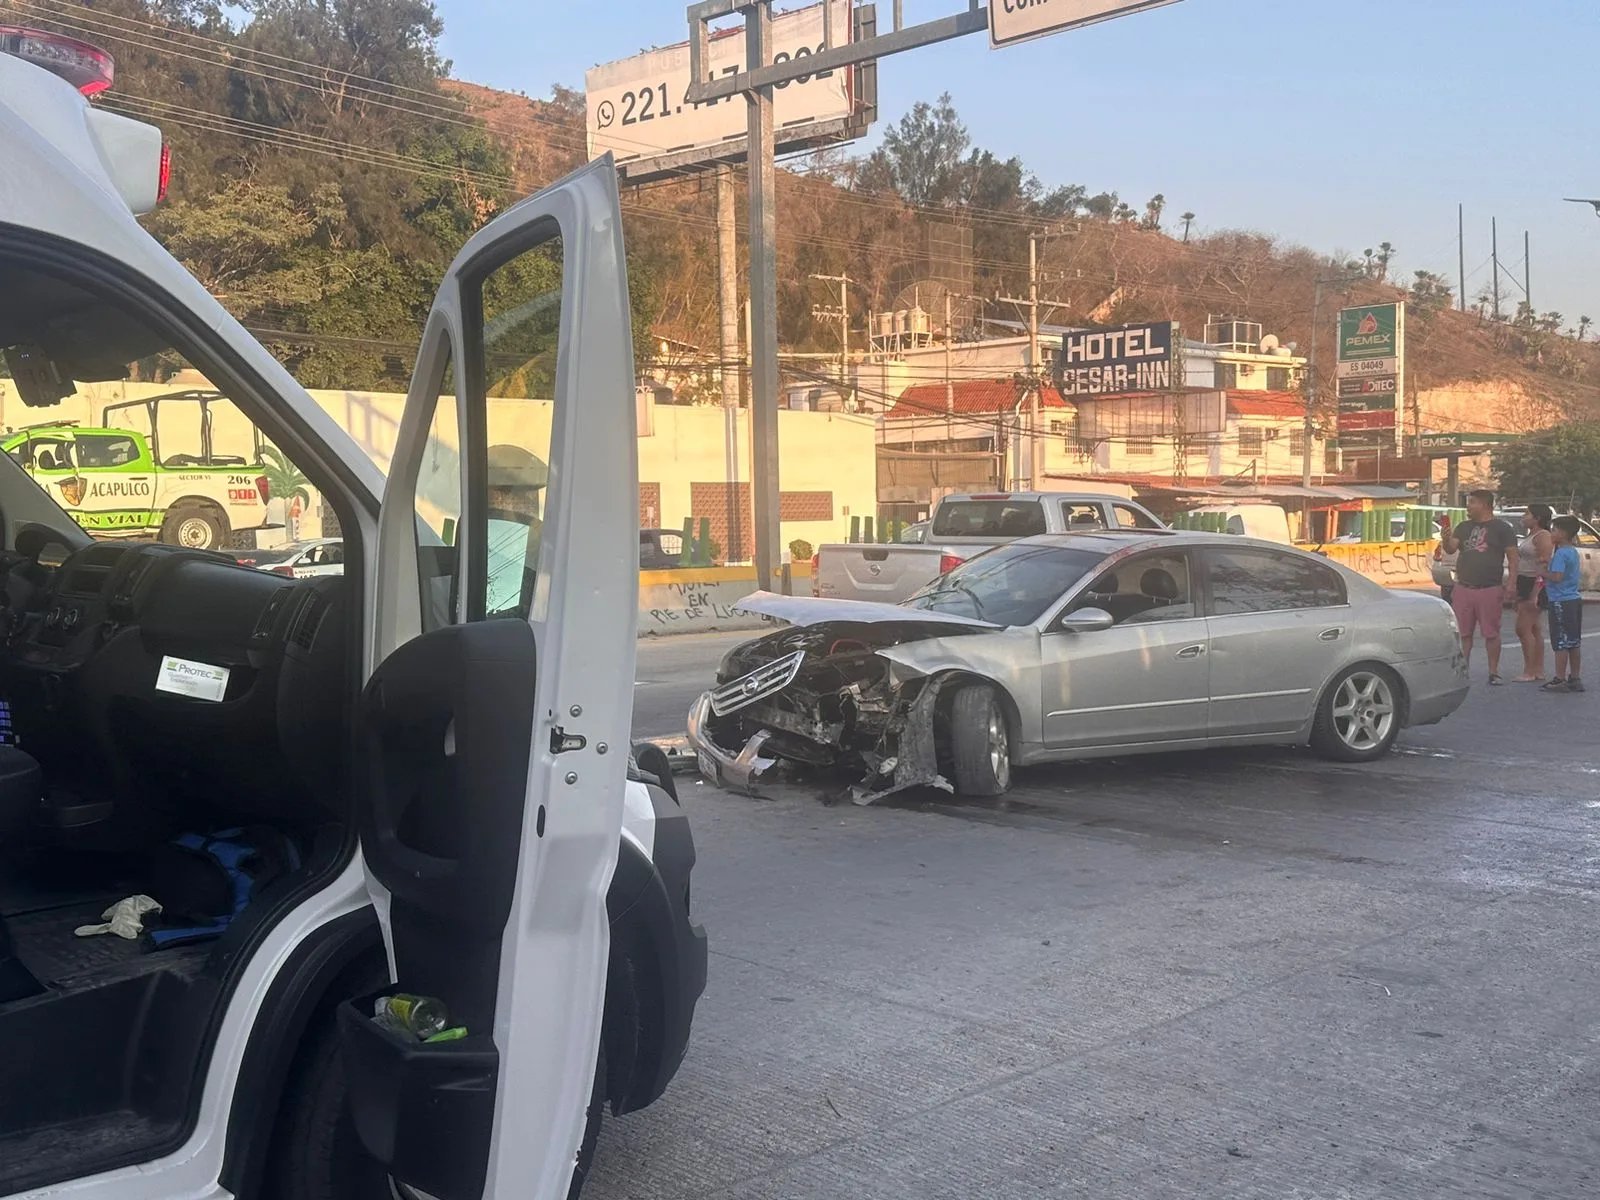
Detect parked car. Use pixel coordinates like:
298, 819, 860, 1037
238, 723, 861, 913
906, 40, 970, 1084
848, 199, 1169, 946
233, 536, 344, 577
0, 36, 701, 1200
690, 531, 1468, 802
1181, 502, 1294, 544
899, 519, 930, 543
811, 491, 1166, 604
1430, 511, 1599, 599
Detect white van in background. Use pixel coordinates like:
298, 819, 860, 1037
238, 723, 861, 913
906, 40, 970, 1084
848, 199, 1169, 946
1186, 503, 1294, 544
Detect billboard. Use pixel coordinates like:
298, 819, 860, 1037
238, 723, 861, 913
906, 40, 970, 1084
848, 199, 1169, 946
585, 1, 866, 180
1055, 321, 1176, 397
1335, 302, 1404, 451
990, 0, 1183, 49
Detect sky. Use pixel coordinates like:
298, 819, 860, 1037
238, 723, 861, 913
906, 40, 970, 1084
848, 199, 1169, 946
437, 0, 1600, 328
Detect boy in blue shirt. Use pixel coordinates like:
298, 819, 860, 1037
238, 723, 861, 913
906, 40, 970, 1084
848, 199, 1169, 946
1540, 516, 1584, 692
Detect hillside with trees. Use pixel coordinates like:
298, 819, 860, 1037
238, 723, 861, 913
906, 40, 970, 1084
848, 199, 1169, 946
20, 0, 1600, 427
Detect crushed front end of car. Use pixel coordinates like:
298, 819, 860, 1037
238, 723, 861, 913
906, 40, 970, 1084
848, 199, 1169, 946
684, 593, 996, 803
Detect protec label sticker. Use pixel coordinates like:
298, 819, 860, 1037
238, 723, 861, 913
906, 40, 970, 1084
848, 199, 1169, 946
155, 656, 230, 702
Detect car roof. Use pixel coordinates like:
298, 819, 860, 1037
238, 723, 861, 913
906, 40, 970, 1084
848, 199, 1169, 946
1013, 530, 1307, 554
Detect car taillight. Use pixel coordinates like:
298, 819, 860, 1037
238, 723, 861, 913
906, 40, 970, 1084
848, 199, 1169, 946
256, 474, 271, 504
157, 143, 171, 203
938, 553, 965, 576
810, 553, 819, 597
0, 27, 114, 95
270, 565, 295, 577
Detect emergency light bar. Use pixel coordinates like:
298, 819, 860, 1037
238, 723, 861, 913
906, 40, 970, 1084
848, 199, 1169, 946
0, 26, 114, 95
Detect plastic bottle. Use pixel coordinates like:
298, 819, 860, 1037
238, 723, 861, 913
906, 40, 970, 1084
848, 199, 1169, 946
373, 993, 450, 1041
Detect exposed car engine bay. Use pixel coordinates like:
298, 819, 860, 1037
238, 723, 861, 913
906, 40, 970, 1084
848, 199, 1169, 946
695, 614, 988, 803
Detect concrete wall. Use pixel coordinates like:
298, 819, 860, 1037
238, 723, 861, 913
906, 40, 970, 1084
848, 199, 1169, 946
1320, 540, 1435, 588
638, 564, 811, 636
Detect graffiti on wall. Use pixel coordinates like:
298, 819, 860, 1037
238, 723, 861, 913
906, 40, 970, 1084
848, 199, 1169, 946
1320, 540, 1435, 587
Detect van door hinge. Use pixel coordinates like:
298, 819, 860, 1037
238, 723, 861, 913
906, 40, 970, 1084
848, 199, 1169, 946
550, 726, 587, 755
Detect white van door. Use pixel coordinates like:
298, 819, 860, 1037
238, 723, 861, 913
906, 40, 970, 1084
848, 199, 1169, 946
347, 157, 638, 1200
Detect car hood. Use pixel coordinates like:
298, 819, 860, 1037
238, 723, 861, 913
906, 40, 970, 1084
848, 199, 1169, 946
734, 590, 1001, 632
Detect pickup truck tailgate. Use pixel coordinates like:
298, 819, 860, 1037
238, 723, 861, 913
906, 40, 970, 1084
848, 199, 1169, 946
816, 544, 944, 601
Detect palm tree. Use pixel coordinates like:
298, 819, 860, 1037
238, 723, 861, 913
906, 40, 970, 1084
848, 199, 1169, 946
261, 444, 311, 537
1376, 241, 1395, 282
1179, 211, 1195, 243
1578, 315, 1593, 342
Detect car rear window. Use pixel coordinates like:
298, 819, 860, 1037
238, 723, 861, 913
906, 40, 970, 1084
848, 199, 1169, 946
931, 499, 1047, 538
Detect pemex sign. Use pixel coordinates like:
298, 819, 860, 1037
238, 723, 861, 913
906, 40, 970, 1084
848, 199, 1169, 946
1335, 301, 1405, 453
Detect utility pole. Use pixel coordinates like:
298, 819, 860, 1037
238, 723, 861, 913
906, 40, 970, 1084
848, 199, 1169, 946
744, 4, 781, 590
1491, 217, 1501, 320
1524, 230, 1531, 313
996, 231, 1071, 489
944, 291, 954, 443
1303, 273, 1363, 488
717, 167, 743, 564
808, 272, 855, 396
1457, 203, 1466, 313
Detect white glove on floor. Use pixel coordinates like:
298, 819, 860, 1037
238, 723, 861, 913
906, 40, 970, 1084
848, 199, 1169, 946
75, 895, 163, 940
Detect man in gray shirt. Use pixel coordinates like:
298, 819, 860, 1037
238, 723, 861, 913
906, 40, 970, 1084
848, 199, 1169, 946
1440, 489, 1519, 682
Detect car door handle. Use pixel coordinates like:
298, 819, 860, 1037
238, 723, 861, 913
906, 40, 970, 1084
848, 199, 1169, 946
1175, 644, 1206, 659
1319, 627, 1345, 641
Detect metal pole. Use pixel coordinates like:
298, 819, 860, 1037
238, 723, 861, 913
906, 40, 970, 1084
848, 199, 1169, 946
1302, 278, 1321, 488
1027, 233, 1040, 489
839, 275, 849, 390
944, 291, 953, 443
1524, 230, 1531, 313
745, 2, 782, 593
1491, 217, 1500, 320
1457, 203, 1466, 312
717, 167, 740, 410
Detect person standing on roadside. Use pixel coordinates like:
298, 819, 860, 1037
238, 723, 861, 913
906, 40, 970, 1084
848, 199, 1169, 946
1513, 503, 1555, 681
1540, 515, 1584, 692
1439, 490, 1518, 683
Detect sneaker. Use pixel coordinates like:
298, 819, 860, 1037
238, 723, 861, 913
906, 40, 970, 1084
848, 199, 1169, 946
1542, 678, 1570, 692
1569, 679, 1586, 693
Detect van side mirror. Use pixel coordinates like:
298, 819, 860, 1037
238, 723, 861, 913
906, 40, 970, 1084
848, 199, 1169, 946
1059, 607, 1114, 633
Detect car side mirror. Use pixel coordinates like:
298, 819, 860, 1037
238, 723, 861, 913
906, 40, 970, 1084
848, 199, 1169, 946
1059, 607, 1114, 633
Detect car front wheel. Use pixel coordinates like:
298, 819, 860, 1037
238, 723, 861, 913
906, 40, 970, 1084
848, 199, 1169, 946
948, 683, 1011, 796
1310, 664, 1402, 762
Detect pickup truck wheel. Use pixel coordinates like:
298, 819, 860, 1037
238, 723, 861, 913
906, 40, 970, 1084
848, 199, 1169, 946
948, 683, 1011, 797
161, 501, 226, 550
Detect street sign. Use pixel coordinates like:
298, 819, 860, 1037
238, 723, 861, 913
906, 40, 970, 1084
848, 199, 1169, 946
1055, 321, 1176, 396
989, 0, 1183, 48
587, 1, 859, 174
1338, 409, 1397, 433
1411, 432, 1522, 453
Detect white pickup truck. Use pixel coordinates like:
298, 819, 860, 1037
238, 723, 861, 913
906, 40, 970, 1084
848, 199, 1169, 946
812, 491, 1167, 603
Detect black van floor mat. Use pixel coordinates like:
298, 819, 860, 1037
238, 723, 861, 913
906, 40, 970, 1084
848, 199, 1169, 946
7, 902, 206, 991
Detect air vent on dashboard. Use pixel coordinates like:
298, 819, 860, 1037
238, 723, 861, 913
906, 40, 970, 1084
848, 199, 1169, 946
251, 587, 294, 642
287, 591, 328, 650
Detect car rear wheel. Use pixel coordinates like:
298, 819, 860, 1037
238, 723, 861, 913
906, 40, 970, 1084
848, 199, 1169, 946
948, 683, 1011, 796
1311, 664, 1401, 762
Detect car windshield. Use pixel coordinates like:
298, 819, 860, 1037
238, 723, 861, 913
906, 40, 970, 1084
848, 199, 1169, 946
904, 541, 1108, 626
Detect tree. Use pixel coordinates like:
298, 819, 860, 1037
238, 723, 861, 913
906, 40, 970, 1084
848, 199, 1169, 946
1179, 211, 1195, 242
1408, 269, 1453, 318
1579, 316, 1593, 342
857, 93, 970, 207
1494, 423, 1600, 514
1376, 241, 1395, 282
1141, 193, 1165, 231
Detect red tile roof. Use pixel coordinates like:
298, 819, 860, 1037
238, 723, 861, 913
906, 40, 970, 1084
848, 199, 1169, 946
886, 379, 1069, 419
1227, 390, 1305, 419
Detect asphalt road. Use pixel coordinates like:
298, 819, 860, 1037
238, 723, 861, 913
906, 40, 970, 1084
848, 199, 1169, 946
632, 631, 748, 739
605, 613, 1600, 1200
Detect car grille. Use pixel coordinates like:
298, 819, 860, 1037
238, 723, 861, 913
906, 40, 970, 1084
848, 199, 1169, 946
709, 649, 805, 716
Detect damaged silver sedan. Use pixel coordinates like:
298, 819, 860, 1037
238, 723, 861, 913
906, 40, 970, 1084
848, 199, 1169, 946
686, 532, 1469, 802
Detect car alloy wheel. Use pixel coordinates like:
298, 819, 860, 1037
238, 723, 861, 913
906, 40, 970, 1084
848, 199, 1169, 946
987, 705, 1010, 791
1330, 670, 1395, 753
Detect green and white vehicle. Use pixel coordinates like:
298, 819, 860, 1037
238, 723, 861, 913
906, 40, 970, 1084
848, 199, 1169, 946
2, 391, 272, 549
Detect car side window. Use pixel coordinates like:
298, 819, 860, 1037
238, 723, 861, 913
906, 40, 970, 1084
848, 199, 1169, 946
1070, 552, 1196, 625
1575, 522, 1600, 549
1207, 547, 1347, 616
1112, 503, 1161, 530
75, 434, 140, 469
1062, 502, 1105, 531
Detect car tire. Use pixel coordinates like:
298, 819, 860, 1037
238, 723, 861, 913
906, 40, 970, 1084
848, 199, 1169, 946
264, 1007, 391, 1200
568, 1041, 607, 1199
1310, 664, 1402, 763
160, 500, 226, 550
948, 683, 1011, 796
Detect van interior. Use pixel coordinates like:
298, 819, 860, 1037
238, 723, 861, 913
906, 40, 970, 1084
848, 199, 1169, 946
0, 256, 358, 1193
